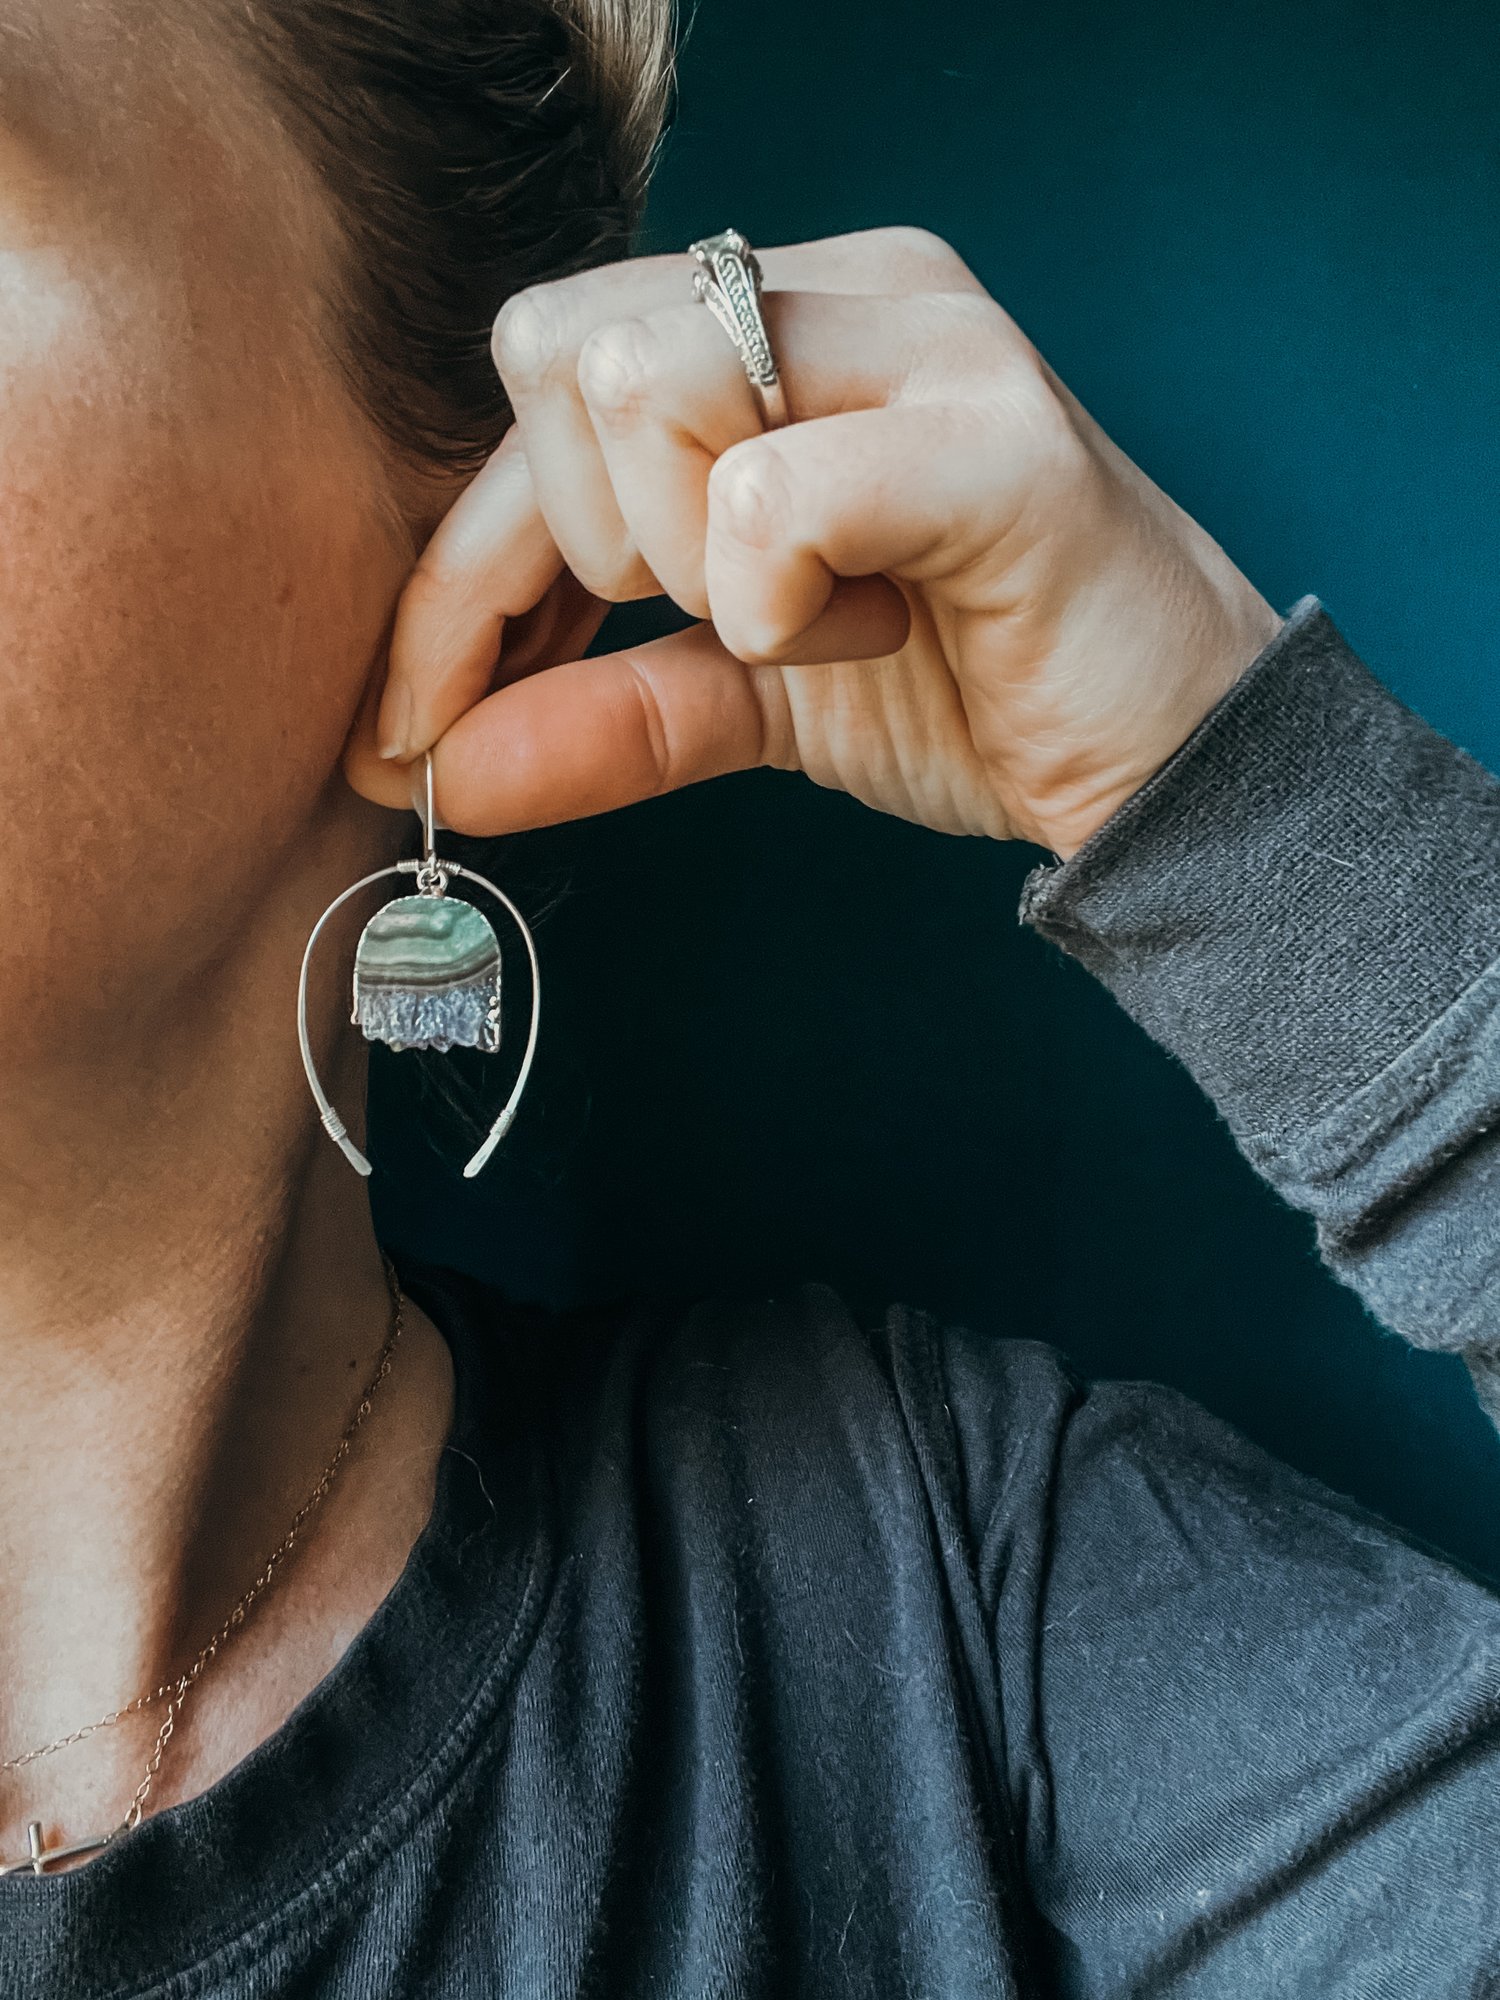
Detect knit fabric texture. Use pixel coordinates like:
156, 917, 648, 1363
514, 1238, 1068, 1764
1021, 595, 1500, 1356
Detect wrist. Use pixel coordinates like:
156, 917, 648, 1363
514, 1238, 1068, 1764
1033, 579, 1285, 860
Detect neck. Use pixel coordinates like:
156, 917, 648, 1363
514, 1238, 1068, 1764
0, 786, 455, 1859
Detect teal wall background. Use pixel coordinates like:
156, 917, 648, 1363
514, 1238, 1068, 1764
377, 0, 1500, 1578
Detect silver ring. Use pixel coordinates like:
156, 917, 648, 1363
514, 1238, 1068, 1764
688, 227, 790, 430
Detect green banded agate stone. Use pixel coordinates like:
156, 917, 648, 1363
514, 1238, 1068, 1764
351, 894, 502, 1054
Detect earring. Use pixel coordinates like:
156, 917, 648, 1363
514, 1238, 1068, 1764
297, 752, 541, 1179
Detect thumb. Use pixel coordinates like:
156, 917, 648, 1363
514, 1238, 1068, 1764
426, 620, 795, 837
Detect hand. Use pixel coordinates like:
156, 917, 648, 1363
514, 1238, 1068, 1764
343, 226, 1282, 857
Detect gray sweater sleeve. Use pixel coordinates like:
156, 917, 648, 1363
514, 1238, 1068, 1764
1019, 595, 1500, 1404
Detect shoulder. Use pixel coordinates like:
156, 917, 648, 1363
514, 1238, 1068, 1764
398, 1250, 1113, 1567
396, 1250, 1462, 1689
396, 1248, 1346, 1549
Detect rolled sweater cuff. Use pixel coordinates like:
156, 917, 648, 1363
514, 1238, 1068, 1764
1019, 596, 1500, 1352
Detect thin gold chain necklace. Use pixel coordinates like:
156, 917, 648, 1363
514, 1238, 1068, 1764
0, 1251, 406, 1879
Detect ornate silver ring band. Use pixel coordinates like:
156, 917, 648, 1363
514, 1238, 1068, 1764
687, 227, 790, 431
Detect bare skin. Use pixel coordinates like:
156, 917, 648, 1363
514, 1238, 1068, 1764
3, 4, 1278, 1876
0, 8, 464, 1858
343, 231, 1280, 860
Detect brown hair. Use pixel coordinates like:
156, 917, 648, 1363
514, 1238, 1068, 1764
226, 0, 677, 483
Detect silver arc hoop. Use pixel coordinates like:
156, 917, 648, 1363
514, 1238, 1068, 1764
297, 860, 542, 1180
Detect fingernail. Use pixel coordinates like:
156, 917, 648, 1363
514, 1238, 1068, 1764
377, 682, 414, 760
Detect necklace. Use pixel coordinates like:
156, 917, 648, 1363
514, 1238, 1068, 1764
0, 1252, 406, 1878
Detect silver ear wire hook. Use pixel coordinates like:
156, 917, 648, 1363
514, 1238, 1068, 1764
420, 749, 437, 868
296, 750, 542, 1179
412, 752, 449, 898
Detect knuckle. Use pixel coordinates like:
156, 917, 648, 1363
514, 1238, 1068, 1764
570, 540, 656, 604
401, 550, 463, 608
722, 622, 792, 669
491, 284, 569, 387
994, 349, 1079, 468
708, 441, 794, 551
748, 666, 796, 770
623, 657, 675, 792
864, 222, 966, 285
973, 351, 1095, 508
575, 318, 659, 427
908, 289, 1016, 378
935, 288, 1011, 340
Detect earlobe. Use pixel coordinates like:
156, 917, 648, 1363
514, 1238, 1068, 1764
340, 658, 424, 813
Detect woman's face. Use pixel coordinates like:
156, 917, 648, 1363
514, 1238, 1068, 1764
0, 4, 418, 1071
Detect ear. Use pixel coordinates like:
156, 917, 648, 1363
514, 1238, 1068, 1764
340, 565, 612, 814
338, 460, 485, 815
340, 615, 415, 813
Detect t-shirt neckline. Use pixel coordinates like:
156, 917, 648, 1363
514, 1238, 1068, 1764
0, 1249, 545, 2000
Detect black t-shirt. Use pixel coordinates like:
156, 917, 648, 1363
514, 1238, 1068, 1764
8, 1249, 1498, 1998
8, 601, 1500, 1995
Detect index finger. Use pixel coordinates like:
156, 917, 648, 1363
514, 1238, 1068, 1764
374, 428, 565, 761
